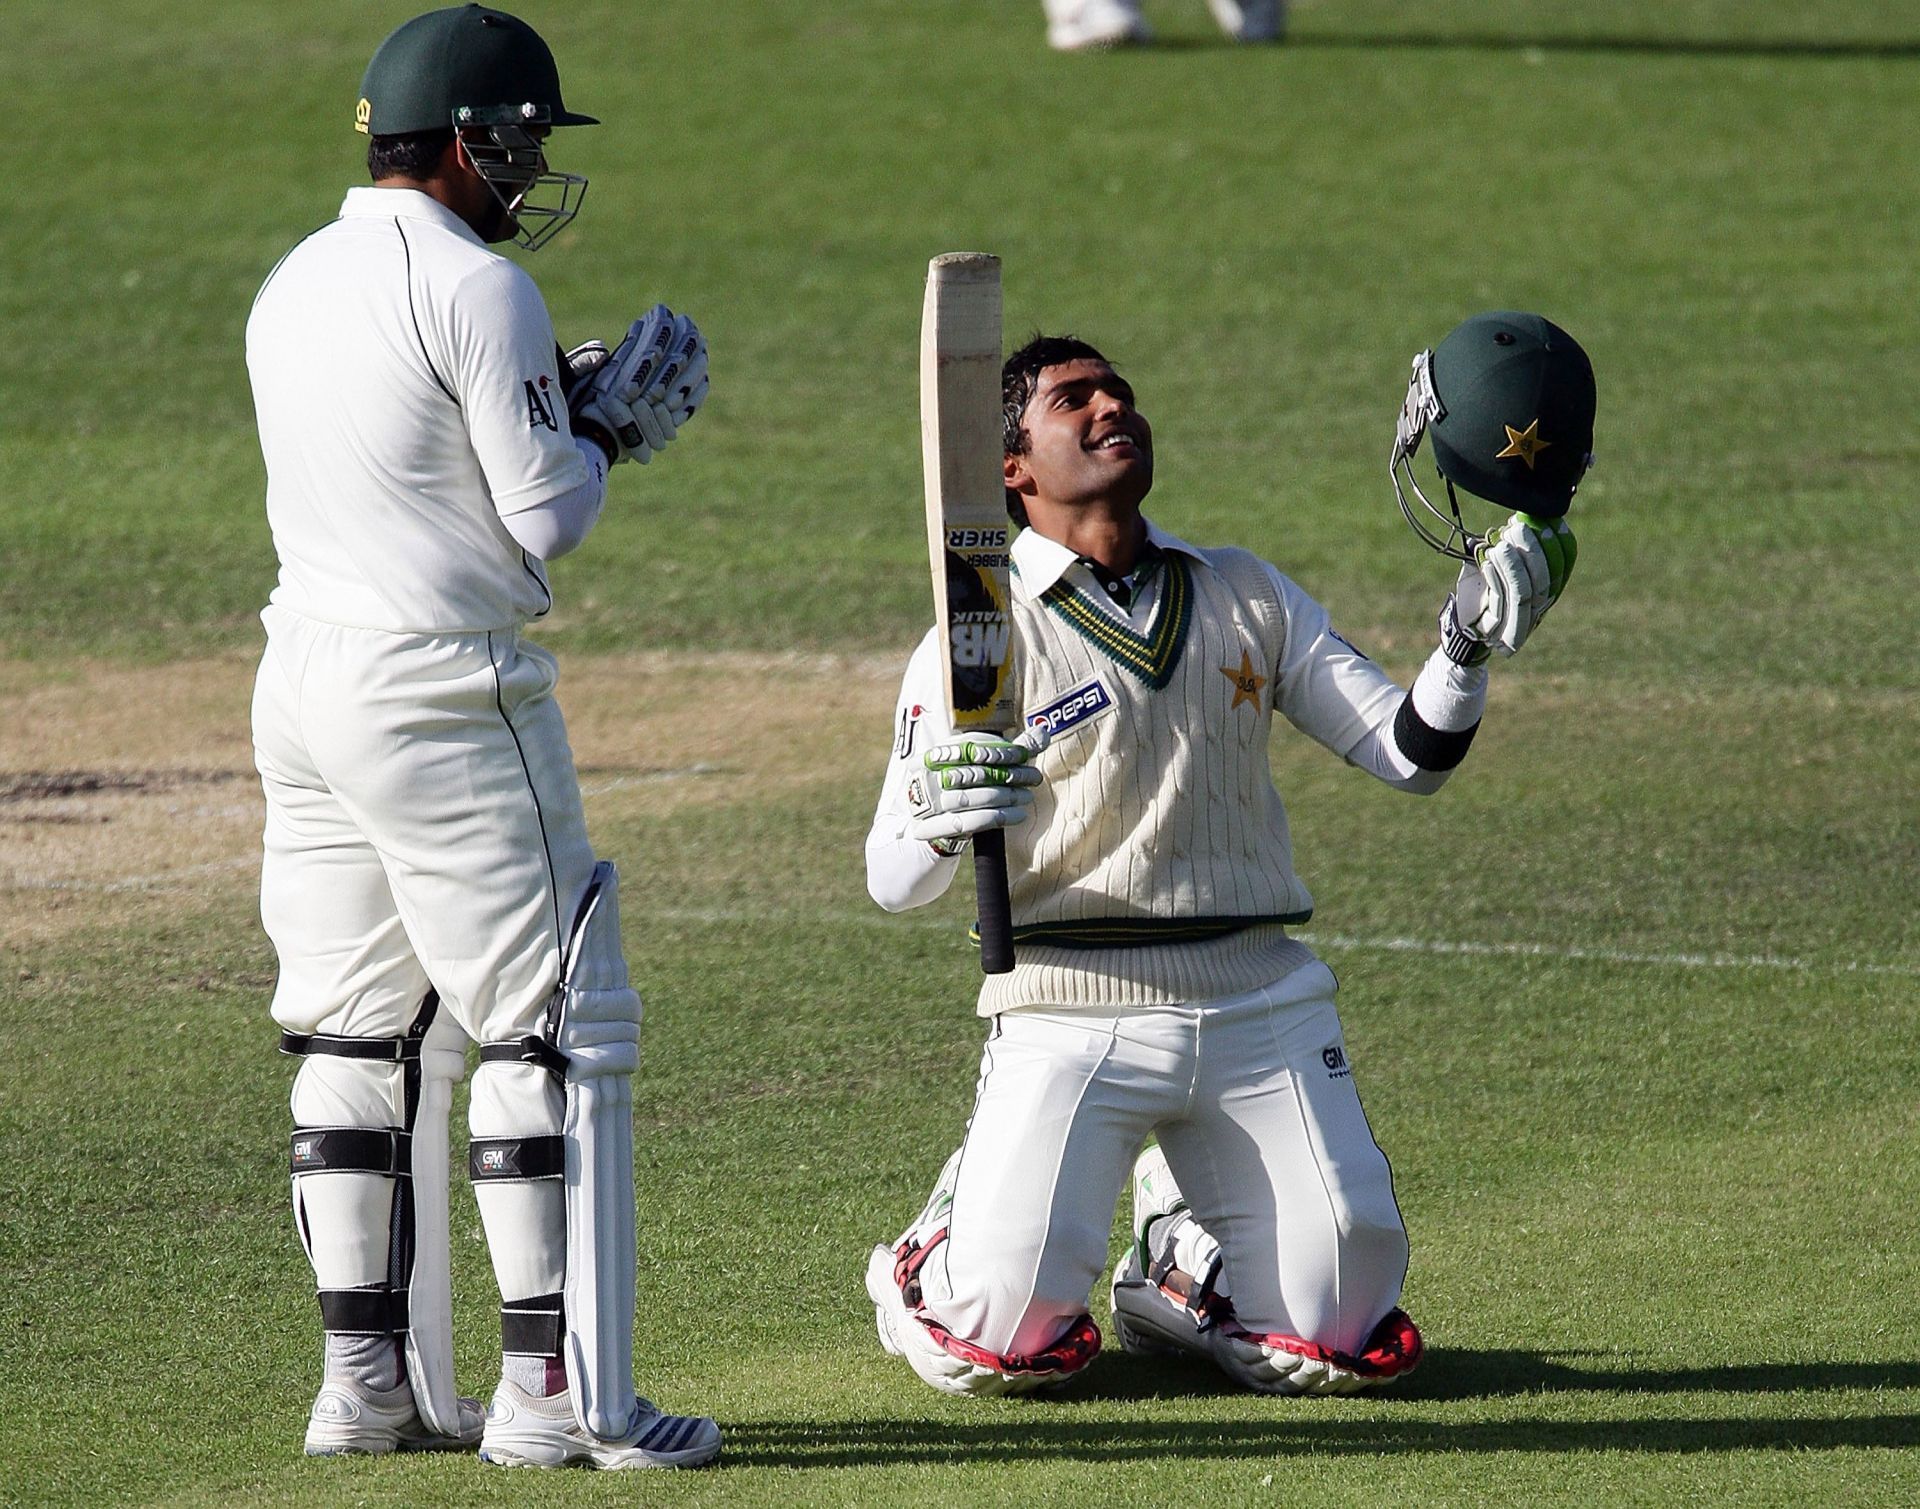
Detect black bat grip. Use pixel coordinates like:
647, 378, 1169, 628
973, 828, 1015, 975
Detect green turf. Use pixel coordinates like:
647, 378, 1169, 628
5, 0, 1919, 1504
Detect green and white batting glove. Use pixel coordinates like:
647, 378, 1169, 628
906, 725, 1052, 856
1444, 512, 1577, 660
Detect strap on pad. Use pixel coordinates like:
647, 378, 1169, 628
479, 1037, 572, 1079
468, 1135, 565, 1181
280, 1029, 422, 1063
291, 1126, 411, 1178
318, 1284, 410, 1336
502, 1292, 566, 1357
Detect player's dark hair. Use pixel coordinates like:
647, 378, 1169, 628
367, 129, 457, 182
1001, 333, 1109, 526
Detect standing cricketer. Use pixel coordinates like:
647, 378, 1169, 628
247, 4, 719, 1468
864, 322, 1590, 1396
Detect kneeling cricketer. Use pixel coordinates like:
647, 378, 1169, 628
863, 314, 1594, 1395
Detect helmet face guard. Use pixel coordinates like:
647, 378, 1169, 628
454, 103, 586, 252
1389, 348, 1480, 562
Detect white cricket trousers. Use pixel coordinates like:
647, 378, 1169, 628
916, 959, 1408, 1359
253, 605, 597, 1044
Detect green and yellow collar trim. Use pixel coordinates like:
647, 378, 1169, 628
1033, 552, 1193, 689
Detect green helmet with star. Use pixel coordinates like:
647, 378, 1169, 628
1391, 311, 1596, 559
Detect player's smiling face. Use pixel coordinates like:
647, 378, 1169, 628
1006, 359, 1154, 512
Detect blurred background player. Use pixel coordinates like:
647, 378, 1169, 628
246, 4, 718, 1469
862, 323, 1587, 1396
1045, 0, 1286, 51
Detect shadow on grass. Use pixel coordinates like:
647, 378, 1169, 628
726, 1414, 1920, 1467
1391, 1349, 1920, 1402
1150, 33, 1920, 59
722, 1351, 1920, 1466
1029, 1349, 1920, 1405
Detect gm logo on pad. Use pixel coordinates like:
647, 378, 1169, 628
1027, 678, 1114, 739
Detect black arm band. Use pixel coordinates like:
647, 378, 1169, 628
1392, 692, 1479, 773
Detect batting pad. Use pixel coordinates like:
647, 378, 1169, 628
554, 861, 644, 1440
405, 1009, 470, 1438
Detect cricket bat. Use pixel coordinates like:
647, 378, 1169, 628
920, 252, 1019, 975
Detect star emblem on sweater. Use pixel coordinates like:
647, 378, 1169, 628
1495, 417, 1552, 469
1221, 647, 1266, 712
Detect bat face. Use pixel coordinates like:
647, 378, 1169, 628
943, 528, 1014, 716
921, 253, 1018, 735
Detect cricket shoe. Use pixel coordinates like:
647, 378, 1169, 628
1109, 1142, 1199, 1357
1048, 0, 1151, 51
867, 1242, 910, 1357
478, 1379, 721, 1469
1206, 0, 1288, 42
303, 1377, 484, 1456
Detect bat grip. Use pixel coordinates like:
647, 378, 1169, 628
973, 829, 1015, 975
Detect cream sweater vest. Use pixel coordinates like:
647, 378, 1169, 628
978, 545, 1319, 1013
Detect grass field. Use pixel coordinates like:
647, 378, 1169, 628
3, 1, 1917, 1504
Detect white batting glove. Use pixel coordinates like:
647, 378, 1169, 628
666, 337, 708, 425
1446, 512, 1578, 658
905, 726, 1051, 854
575, 305, 703, 463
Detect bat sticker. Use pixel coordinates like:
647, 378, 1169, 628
944, 550, 1014, 713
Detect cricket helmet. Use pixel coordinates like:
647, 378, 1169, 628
1390, 311, 1596, 560
356, 5, 596, 250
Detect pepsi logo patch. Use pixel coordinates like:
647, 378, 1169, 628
1027, 678, 1114, 739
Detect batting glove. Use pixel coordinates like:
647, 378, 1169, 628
906, 726, 1051, 854
574, 305, 707, 464
1444, 512, 1577, 659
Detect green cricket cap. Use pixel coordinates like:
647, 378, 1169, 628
355, 5, 598, 136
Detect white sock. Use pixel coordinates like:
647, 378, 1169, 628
324, 1334, 401, 1392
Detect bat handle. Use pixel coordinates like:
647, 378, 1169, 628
973, 829, 1015, 975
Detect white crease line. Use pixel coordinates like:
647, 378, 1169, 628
579, 764, 727, 797
1311, 934, 1920, 979
6, 855, 260, 894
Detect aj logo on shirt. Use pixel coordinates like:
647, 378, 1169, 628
895, 704, 923, 760
525, 374, 559, 432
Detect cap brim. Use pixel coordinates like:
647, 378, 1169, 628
552, 109, 598, 126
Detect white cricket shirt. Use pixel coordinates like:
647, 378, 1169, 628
246, 187, 591, 632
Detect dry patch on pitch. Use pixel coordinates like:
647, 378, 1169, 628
1, 652, 897, 950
